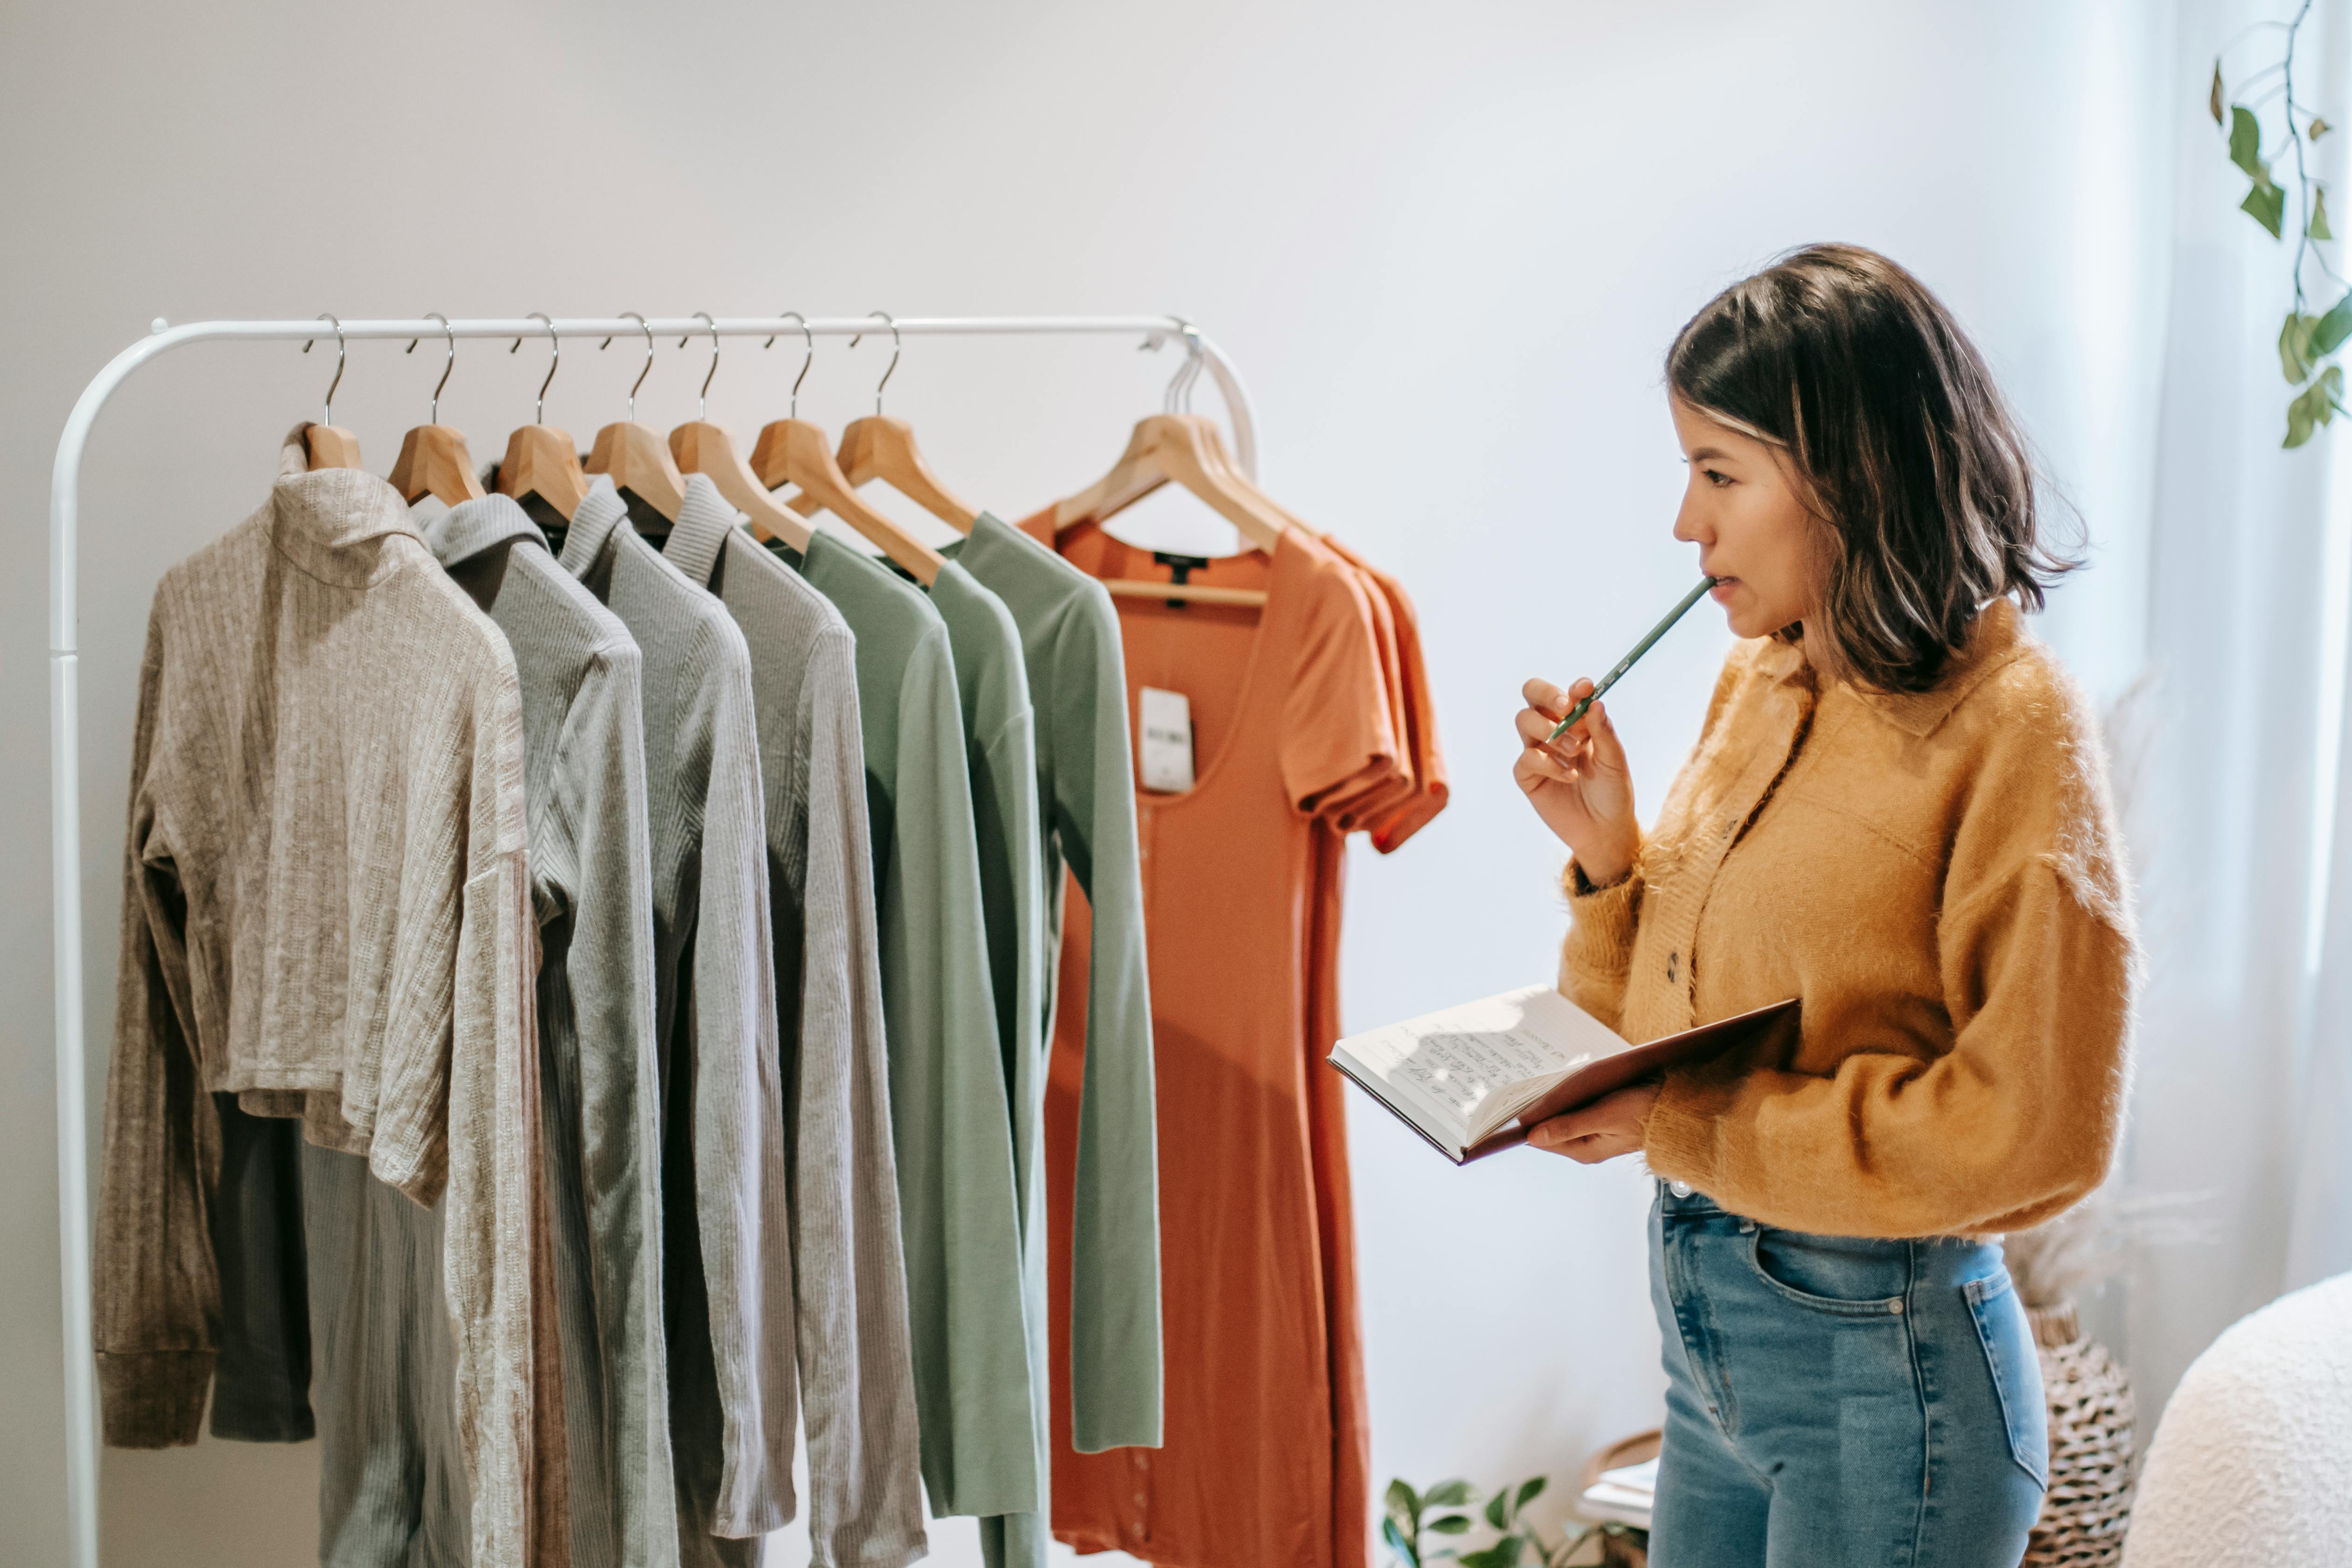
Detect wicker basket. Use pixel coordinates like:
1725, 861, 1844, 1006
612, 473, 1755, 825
2021, 1301, 2136, 1568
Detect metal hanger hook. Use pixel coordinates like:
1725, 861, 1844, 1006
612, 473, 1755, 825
598, 312, 655, 422
403, 313, 457, 425
683, 312, 719, 420
301, 313, 347, 426
765, 311, 813, 418
512, 313, 559, 425
847, 311, 900, 416
1162, 319, 1206, 415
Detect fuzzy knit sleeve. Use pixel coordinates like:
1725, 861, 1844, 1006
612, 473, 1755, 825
1555, 849, 1646, 1035
1640, 665, 2137, 1238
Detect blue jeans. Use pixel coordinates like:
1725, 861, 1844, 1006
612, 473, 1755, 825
1646, 1183, 2046, 1568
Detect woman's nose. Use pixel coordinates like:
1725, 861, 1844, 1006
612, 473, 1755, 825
1673, 500, 1710, 546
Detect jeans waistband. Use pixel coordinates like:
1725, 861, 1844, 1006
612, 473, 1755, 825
1653, 1179, 1998, 1252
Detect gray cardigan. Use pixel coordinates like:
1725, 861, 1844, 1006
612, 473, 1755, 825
665, 481, 927, 1568
560, 481, 796, 1562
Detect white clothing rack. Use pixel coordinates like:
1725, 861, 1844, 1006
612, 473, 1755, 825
45, 313, 1259, 1568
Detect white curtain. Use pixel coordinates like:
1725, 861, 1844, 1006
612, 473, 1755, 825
2107, 0, 2352, 1414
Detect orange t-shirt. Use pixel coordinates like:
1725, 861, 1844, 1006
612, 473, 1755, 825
1021, 513, 1404, 1568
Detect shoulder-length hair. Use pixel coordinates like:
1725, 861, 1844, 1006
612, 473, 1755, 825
1666, 243, 2079, 692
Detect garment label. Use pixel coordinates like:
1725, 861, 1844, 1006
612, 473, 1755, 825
1138, 687, 1196, 793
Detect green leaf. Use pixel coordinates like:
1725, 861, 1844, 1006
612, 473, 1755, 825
2315, 115, 2333, 141
1429, 1514, 1474, 1535
2314, 292, 2352, 355
1459, 1542, 1525, 1568
2211, 61, 2226, 125
2282, 313, 2322, 382
1422, 1479, 1473, 1509
1383, 1515, 1419, 1568
2231, 105, 2268, 178
1484, 1493, 1509, 1530
1387, 1480, 1421, 1528
2288, 365, 2345, 447
2245, 180, 2288, 237
1514, 1476, 1548, 1511
2314, 186, 2334, 241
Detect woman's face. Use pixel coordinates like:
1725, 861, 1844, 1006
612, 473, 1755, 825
1668, 395, 1822, 641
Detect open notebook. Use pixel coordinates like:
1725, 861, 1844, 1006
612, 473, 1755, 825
1329, 986, 1799, 1164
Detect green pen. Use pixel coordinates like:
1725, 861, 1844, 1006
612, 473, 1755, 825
1544, 577, 1720, 745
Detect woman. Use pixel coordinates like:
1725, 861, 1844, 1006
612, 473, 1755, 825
1513, 245, 2135, 1567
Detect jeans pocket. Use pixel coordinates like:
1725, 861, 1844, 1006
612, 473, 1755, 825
1964, 1271, 2049, 1489
1742, 1227, 1911, 1316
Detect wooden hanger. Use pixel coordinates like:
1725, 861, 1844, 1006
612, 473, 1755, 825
582, 313, 684, 523
302, 315, 363, 470
1054, 409, 1284, 607
667, 315, 812, 551
750, 316, 944, 585
387, 315, 486, 506
796, 315, 980, 533
497, 314, 590, 521
831, 414, 979, 531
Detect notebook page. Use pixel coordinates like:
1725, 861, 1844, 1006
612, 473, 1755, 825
1338, 984, 1624, 1141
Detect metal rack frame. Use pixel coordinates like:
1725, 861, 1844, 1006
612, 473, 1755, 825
45, 313, 1258, 1568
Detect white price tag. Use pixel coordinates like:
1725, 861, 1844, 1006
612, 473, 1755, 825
1138, 687, 1196, 793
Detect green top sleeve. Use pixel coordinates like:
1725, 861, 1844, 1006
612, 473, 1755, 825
955, 516, 1162, 1454
800, 535, 1040, 1519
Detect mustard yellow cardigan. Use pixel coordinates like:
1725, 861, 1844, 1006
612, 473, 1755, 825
1560, 599, 2136, 1238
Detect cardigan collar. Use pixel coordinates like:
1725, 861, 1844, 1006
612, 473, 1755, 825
558, 475, 628, 577
269, 425, 421, 589
661, 473, 740, 589
1752, 599, 2030, 739
423, 492, 548, 568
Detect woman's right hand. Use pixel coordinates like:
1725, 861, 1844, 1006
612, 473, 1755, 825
1514, 677, 1640, 886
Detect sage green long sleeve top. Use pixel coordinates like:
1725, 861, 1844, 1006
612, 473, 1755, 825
925, 560, 1051, 1568
772, 530, 1038, 1521
950, 514, 1161, 1452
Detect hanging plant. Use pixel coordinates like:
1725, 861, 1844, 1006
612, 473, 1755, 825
2213, 0, 2345, 446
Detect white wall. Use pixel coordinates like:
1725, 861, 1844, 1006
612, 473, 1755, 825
0, 2, 2170, 1562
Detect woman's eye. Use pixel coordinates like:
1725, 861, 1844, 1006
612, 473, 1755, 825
1703, 467, 1733, 488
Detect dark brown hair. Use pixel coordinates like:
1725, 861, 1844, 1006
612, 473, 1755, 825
1666, 243, 2079, 692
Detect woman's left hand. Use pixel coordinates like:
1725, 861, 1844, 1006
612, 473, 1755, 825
1527, 1080, 1662, 1164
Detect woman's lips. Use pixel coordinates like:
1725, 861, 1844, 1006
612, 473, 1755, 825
1710, 577, 1738, 601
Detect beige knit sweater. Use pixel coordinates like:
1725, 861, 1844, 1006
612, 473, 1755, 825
98, 433, 550, 1565
1559, 599, 2137, 1239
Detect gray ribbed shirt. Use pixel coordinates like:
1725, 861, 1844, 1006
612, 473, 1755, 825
559, 481, 795, 1564
663, 481, 926, 1568
98, 434, 546, 1568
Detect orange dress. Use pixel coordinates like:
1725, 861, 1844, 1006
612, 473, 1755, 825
1019, 514, 1410, 1568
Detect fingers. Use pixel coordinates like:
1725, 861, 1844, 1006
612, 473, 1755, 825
1527, 1120, 1639, 1164
1580, 698, 1629, 776
1521, 676, 1594, 721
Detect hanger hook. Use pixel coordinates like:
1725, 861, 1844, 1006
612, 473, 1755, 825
765, 311, 813, 418
512, 313, 559, 425
404, 313, 457, 424
683, 312, 719, 420
847, 311, 900, 416
598, 312, 654, 422
301, 313, 347, 426
1160, 318, 1203, 414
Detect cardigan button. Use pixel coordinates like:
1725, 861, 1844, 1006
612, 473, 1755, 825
1669, 1180, 1694, 1198
1888, 1298, 1906, 1315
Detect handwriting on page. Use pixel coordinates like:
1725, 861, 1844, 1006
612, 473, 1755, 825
1396, 1029, 1594, 1116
